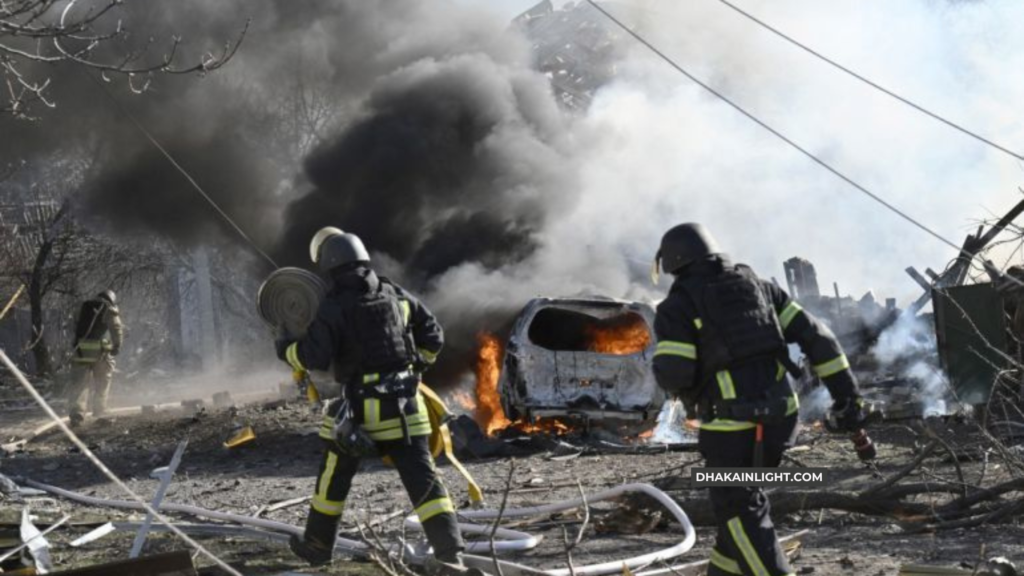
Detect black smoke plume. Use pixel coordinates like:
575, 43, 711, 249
2, 0, 581, 386
281, 53, 578, 383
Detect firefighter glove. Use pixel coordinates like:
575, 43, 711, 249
827, 396, 870, 433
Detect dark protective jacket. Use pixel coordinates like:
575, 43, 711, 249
653, 256, 858, 430
279, 267, 444, 386
73, 298, 124, 361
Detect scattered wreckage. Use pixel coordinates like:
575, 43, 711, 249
479, 197, 1024, 435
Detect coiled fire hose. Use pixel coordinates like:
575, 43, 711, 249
256, 267, 328, 402
256, 267, 326, 338
25, 479, 696, 575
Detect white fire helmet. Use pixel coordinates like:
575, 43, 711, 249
309, 226, 345, 263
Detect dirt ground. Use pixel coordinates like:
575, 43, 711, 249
2, 391, 1024, 576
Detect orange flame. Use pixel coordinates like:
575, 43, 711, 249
586, 315, 651, 355
472, 332, 576, 437
474, 333, 511, 436
516, 417, 571, 435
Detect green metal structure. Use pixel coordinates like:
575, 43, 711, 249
933, 283, 1009, 405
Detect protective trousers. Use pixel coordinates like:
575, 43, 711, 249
699, 415, 798, 576
302, 430, 464, 560
67, 354, 115, 417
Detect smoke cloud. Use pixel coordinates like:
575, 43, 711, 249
280, 52, 575, 273
872, 312, 953, 415
562, 0, 1024, 304
5, 0, 1024, 387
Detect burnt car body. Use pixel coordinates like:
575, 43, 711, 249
499, 297, 665, 425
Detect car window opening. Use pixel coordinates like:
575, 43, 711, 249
527, 308, 651, 355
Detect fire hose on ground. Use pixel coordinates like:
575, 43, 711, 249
26, 478, 701, 575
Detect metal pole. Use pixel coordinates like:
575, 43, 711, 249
129, 439, 189, 558
0, 513, 70, 564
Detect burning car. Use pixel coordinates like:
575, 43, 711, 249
495, 297, 664, 429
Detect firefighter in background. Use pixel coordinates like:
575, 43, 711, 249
277, 230, 465, 568
68, 290, 123, 427
651, 223, 869, 576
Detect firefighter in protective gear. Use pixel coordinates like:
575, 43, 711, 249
276, 232, 465, 568
67, 290, 123, 426
652, 223, 867, 576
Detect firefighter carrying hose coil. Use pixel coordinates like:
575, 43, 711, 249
651, 223, 872, 576
276, 228, 467, 570
67, 289, 123, 428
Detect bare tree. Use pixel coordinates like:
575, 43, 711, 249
0, 190, 177, 377
1, 0, 247, 118
0, 155, 87, 375
228, 63, 341, 179
24, 195, 73, 375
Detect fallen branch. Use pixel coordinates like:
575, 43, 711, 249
264, 495, 311, 514
357, 518, 417, 576
861, 441, 938, 499
561, 480, 590, 576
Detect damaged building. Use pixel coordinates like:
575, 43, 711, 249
514, 1, 623, 110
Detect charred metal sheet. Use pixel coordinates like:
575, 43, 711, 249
50, 551, 196, 576
934, 282, 1009, 405
500, 297, 664, 424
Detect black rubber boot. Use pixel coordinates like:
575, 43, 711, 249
290, 509, 339, 566
422, 516, 465, 567
435, 551, 464, 566
289, 534, 332, 566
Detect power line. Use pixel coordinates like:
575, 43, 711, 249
713, 0, 1024, 162
82, 71, 279, 269
585, 0, 964, 255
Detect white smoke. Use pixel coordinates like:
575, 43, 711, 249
874, 312, 938, 365
426, 0, 1024, 341
800, 386, 833, 423
906, 361, 950, 417
540, 0, 1024, 301
872, 312, 953, 415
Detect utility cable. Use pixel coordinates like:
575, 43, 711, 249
586, 0, 1000, 261
81, 70, 279, 269
713, 0, 1024, 162
0, 350, 245, 576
